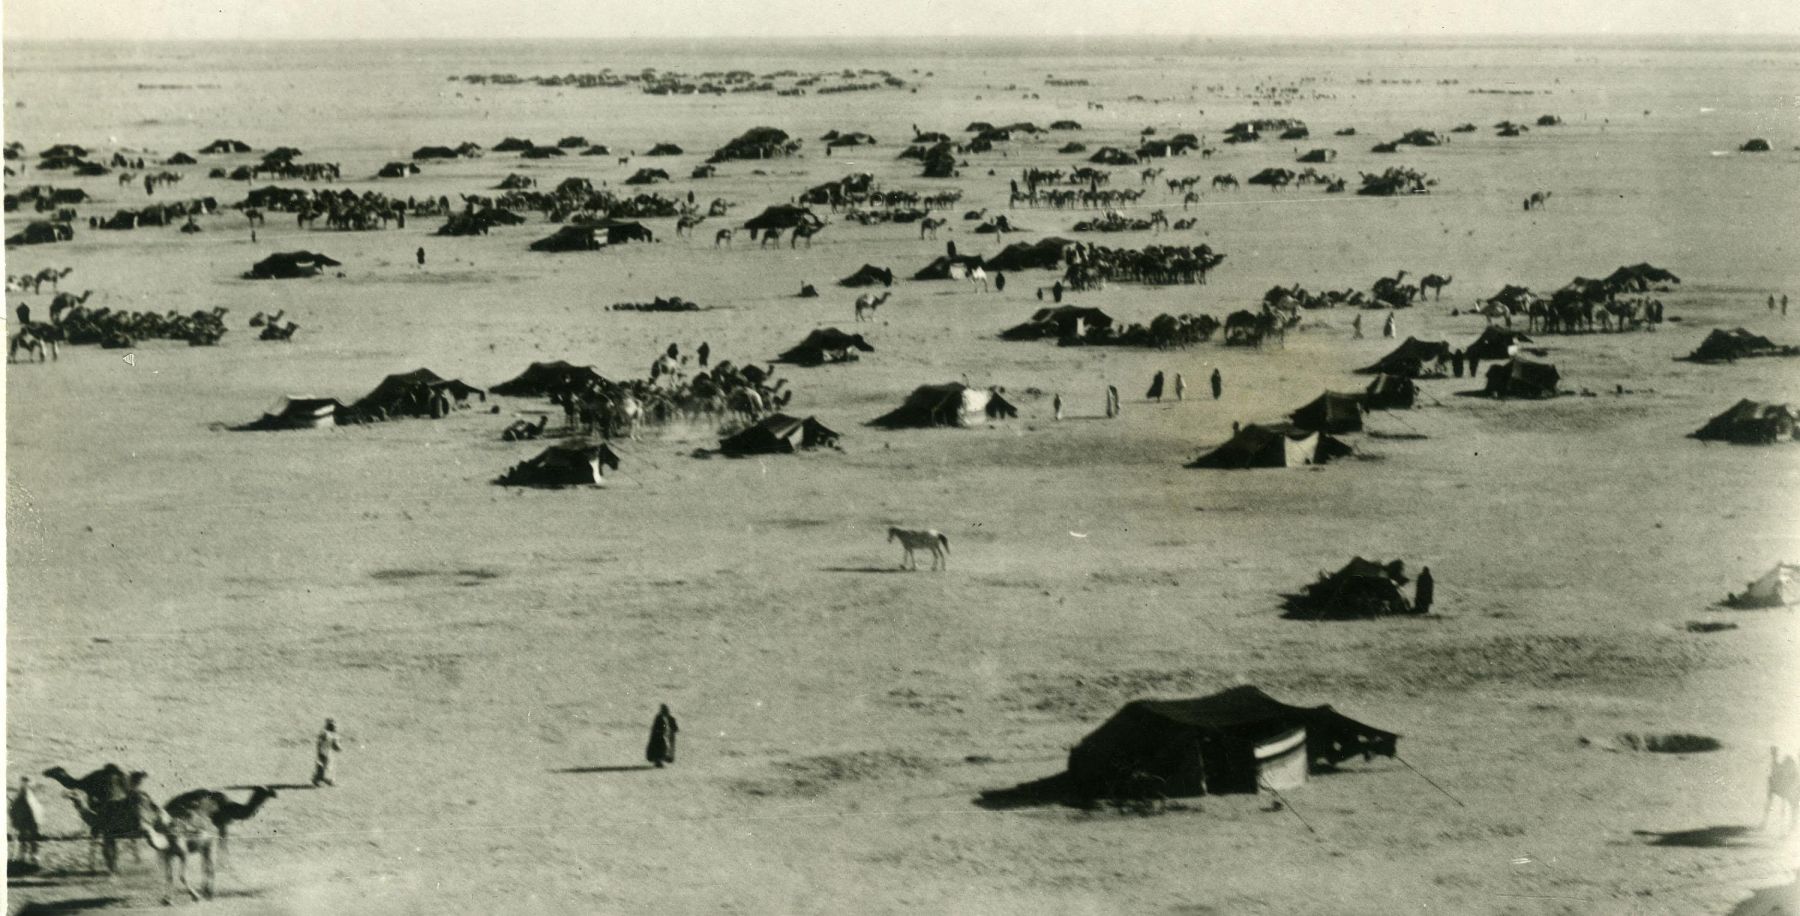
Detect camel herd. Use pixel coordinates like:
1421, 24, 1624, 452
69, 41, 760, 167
8, 764, 277, 904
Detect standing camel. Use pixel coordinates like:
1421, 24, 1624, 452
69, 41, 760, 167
61, 786, 158, 874
1526, 190, 1551, 210
162, 787, 277, 867
1419, 274, 1453, 300
790, 223, 823, 248
144, 799, 219, 904
919, 217, 947, 240
855, 291, 891, 322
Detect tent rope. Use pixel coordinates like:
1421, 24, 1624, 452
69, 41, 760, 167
1257, 778, 1316, 834
1395, 754, 1465, 807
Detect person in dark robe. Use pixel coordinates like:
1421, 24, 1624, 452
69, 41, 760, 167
1036, 287, 1044, 301
1452, 349, 1464, 378
1051, 280, 1064, 303
698, 342, 711, 367
666, 342, 680, 360
946, 240, 957, 260
1467, 354, 1480, 378
646, 705, 679, 767
1210, 368, 1223, 400
16, 304, 30, 326
1415, 567, 1435, 614
416, 246, 425, 267
1146, 371, 1165, 401
994, 272, 1006, 293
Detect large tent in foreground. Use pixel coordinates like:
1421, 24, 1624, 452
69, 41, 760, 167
496, 442, 621, 487
1067, 686, 1399, 797
1189, 423, 1352, 469
1355, 337, 1452, 378
1726, 563, 1800, 609
718, 414, 841, 455
1692, 400, 1797, 444
1363, 374, 1417, 410
870, 384, 1018, 428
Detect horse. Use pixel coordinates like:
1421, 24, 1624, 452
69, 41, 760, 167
888, 527, 950, 571
969, 266, 989, 292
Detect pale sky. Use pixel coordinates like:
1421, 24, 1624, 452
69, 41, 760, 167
4, 0, 1797, 41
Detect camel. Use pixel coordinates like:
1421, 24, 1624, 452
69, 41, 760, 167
162, 786, 277, 867
727, 387, 764, 420
790, 223, 823, 248
1182, 190, 1200, 209
34, 267, 72, 292
675, 214, 703, 237
248, 309, 284, 328
1148, 209, 1170, 231
502, 415, 550, 441
1764, 747, 1798, 833
62, 786, 158, 874
854, 291, 891, 322
758, 229, 783, 249
1139, 167, 1164, 184
9, 327, 50, 363
243, 208, 264, 227
919, 217, 947, 240
714, 228, 734, 247
50, 290, 92, 315
1526, 190, 1551, 210
1478, 300, 1513, 327
1211, 174, 1238, 190
1419, 274, 1452, 300
144, 799, 218, 904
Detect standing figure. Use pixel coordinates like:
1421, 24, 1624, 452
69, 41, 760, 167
1146, 371, 1165, 401
1382, 313, 1396, 339
994, 272, 1007, 293
1053, 393, 1064, 420
1209, 368, 1222, 400
1468, 354, 1481, 378
15, 303, 30, 326
416, 247, 425, 267
1415, 566, 1435, 614
10, 776, 45, 867
1452, 350, 1465, 378
311, 720, 341, 787
1105, 385, 1119, 418
1770, 295, 1778, 312
1052, 280, 1064, 303
646, 705, 679, 768
698, 342, 711, 367
1352, 312, 1363, 338
1174, 373, 1186, 401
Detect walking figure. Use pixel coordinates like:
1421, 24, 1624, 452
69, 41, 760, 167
1210, 368, 1222, 400
647, 705, 679, 768
312, 719, 341, 787
1174, 373, 1186, 401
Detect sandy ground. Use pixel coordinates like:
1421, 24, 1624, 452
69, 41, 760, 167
6, 38, 1800, 915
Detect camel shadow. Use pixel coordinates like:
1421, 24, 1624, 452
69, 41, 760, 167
1633, 825, 1756, 848
14, 898, 129, 914
821, 566, 911, 574
222, 782, 316, 792
551, 765, 657, 775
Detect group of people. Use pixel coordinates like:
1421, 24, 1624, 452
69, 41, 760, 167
1077, 368, 1222, 421
1769, 294, 1790, 316
1350, 312, 1399, 339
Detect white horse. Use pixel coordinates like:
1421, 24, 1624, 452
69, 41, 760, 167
888, 527, 950, 571
614, 395, 644, 441
969, 267, 989, 292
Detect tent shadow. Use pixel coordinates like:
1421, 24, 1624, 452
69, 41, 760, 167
822, 566, 911, 574
973, 773, 1093, 811
1632, 825, 1756, 848
14, 898, 130, 914
550, 765, 657, 775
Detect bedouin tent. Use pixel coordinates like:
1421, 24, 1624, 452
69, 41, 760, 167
495, 442, 622, 487
529, 226, 605, 252
1691, 400, 1797, 444
983, 237, 1079, 272
1000, 306, 1115, 342
1726, 563, 1800, 609
1290, 557, 1416, 619
1355, 337, 1452, 377
1189, 423, 1352, 469
743, 205, 823, 237
1484, 359, 1561, 399
1604, 263, 1680, 292
235, 396, 345, 431
1363, 374, 1417, 410
244, 251, 340, 279
1686, 328, 1794, 362
718, 414, 841, 456
870, 384, 1018, 428
199, 139, 253, 154
777, 328, 874, 366
1464, 327, 1533, 362
490, 361, 611, 398
912, 253, 987, 281
1066, 686, 1399, 797
1289, 392, 1365, 434
838, 264, 896, 288
350, 369, 486, 420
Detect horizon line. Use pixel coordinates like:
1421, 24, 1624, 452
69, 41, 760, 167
6, 30, 1799, 43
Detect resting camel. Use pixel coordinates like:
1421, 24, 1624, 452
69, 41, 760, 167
919, 217, 947, 240
855, 291, 891, 322
1765, 747, 1799, 833
1418, 274, 1452, 300
162, 786, 277, 867
248, 309, 284, 327
714, 228, 734, 247
888, 527, 949, 571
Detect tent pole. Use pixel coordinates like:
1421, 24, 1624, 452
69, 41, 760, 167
1395, 754, 1465, 807
1258, 778, 1316, 834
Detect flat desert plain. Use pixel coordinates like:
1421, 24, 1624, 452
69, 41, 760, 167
5, 38, 1800, 915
